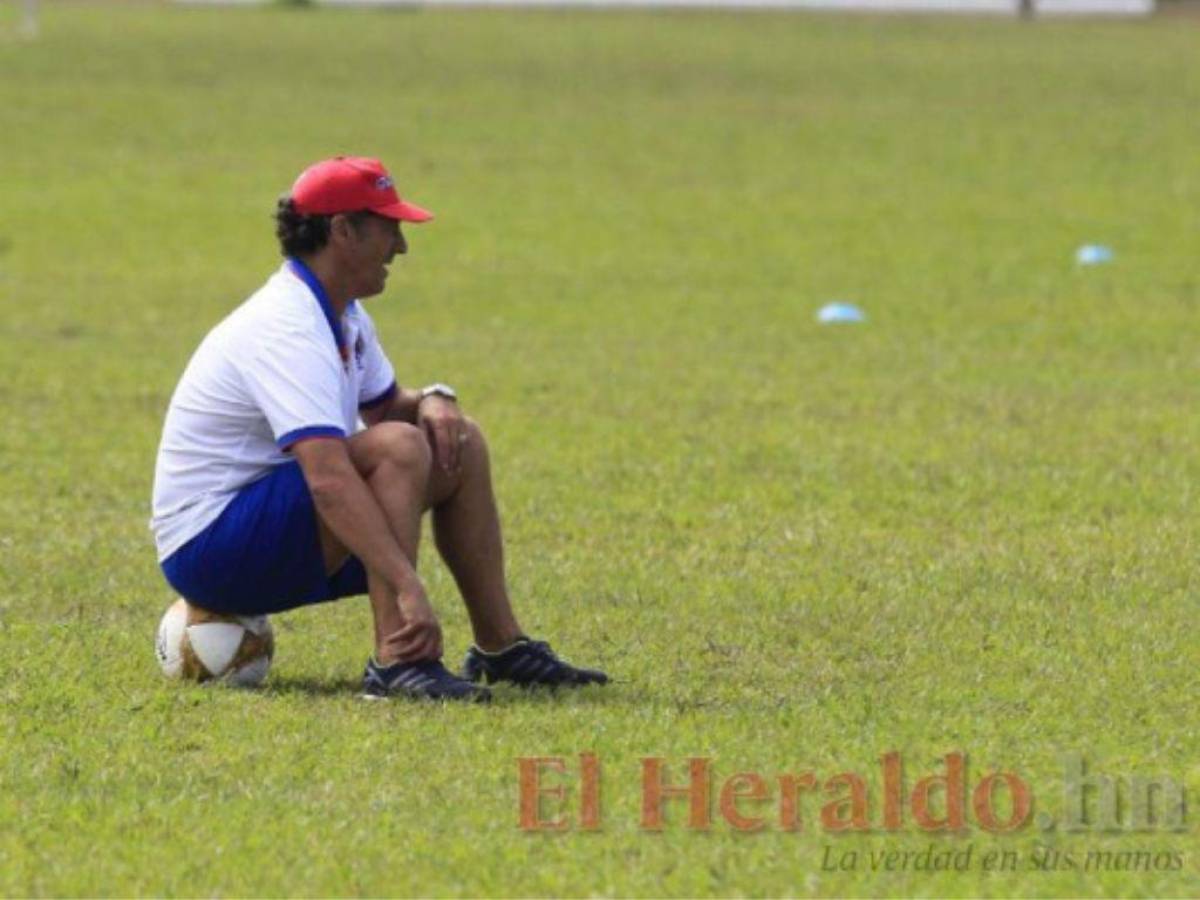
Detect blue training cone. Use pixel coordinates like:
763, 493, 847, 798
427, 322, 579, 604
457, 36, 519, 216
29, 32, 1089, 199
1076, 244, 1114, 266
817, 302, 866, 324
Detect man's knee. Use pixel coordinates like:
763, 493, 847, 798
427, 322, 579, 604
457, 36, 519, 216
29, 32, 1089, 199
353, 421, 432, 479
456, 416, 491, 472
462, 416, 485, 449
425, 416, 491, 508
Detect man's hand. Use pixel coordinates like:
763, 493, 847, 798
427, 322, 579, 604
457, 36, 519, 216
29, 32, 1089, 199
418, 395, 467, 474
383, 593, 444, 661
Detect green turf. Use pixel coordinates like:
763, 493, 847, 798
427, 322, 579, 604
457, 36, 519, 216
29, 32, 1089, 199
1, 1, 1199, 895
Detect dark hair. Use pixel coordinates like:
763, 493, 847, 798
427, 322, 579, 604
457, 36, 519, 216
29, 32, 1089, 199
274, 196, 372, 257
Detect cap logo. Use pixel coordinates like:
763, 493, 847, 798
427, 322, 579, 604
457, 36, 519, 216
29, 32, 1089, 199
375, 175, 393, 191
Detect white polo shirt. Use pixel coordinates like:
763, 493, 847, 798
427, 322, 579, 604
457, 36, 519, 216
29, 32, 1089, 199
150, 260, 397, 561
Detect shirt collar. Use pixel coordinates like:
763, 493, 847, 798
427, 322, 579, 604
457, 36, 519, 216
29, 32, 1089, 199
286, 257, 355, 360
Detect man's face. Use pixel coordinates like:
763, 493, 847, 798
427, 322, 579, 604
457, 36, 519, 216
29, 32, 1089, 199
339, 212, 407, 299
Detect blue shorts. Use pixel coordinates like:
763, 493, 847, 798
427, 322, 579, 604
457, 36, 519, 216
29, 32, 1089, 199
161, 461, 368, 616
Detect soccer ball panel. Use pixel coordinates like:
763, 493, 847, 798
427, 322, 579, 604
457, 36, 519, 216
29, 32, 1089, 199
241, 615, 272, 639
187, 622, 246, 676
229, 655, 271, 687
155, 599, 188, 678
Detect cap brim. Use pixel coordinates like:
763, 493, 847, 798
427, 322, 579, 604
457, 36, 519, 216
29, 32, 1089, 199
374, 199, 434, 223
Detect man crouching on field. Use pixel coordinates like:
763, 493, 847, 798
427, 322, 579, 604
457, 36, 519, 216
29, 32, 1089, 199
150, 156, 607, 702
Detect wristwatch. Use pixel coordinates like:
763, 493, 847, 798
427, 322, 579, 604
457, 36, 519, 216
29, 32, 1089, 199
419, 382, 458, 403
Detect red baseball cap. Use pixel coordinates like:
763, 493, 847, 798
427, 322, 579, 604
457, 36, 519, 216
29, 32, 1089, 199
290, 156, 433, 223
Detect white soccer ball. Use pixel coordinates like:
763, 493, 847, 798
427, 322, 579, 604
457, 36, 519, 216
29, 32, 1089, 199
155, 599, 274, 687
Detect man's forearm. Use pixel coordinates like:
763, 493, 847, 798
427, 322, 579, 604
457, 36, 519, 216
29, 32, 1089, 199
308, 465, 423, 602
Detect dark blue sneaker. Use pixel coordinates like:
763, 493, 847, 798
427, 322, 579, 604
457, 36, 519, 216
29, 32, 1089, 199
362, 658, 492, 703
462, 638, 609, 688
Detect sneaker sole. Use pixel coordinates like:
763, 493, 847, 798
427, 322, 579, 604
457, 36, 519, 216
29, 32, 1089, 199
360, 688, 492, 703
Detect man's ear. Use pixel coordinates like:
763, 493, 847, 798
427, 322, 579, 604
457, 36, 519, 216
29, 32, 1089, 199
329, 213, 356, 246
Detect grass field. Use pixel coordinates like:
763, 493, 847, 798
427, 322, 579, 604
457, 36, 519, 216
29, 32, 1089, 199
1, 1, 1199, 896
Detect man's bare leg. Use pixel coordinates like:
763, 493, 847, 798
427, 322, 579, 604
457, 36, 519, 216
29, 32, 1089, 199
426, 417, 522, 652
435, 422, 607, 687
316, 422, 436, 665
